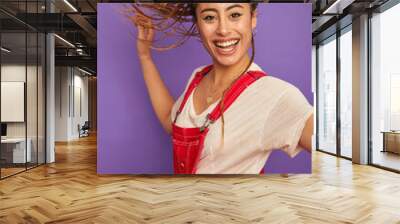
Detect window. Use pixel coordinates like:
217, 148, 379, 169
370, 1, 400, 171
390, 74, 400, 130
339, 27, 352, 158
0, 1, 47, 179
317, 35, 337, 155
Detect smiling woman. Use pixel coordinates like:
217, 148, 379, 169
130, 3, 314, 174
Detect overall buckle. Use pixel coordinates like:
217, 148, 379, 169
200, 114, 213, 132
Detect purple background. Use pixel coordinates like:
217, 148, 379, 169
98, 3, 312, 174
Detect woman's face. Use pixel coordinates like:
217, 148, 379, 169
195, 3, 257, 67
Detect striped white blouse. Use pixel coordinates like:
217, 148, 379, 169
171, 63, 313, 174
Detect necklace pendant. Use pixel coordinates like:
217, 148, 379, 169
206, 96, 213, 104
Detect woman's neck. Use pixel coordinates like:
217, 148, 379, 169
209, 55, 251, 87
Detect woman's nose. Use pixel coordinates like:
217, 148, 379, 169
216, 18, 230, 36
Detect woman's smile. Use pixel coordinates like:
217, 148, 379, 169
213, 38, 240, 56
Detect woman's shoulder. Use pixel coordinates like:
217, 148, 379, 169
256, 75, 301, 95
248, 63, 300, 93
255, 75, 310, 109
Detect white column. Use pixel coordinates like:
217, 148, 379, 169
46, 33, 55, 163
46, 1, 56, 163
352, 14, 369, 164
312, 45, 317, 151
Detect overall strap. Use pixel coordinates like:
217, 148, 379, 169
208, 71, 266, 122
174, 65, 213, 122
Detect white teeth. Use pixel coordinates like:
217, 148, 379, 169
215, 40, 239, 48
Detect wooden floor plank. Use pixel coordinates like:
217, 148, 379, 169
0, 134, 400, 223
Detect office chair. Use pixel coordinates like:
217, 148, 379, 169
79, 121, 90, 138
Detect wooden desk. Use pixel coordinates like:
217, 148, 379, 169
381, 131, 400, 154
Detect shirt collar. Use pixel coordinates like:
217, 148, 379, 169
247, 62, 263, 72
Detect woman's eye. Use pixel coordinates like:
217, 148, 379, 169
203, 15, 215, 22
231, 12, 242, 19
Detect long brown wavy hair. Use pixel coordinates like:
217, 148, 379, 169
130, 3, 260, 145
129, 3, 259, 49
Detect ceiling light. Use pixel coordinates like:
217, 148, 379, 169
76, 48, 85, 55
54, 34, 75, 48
322, 0, 355, 15
78, 67, 93, 76
1, 47, 11, 53
63, 0, 78, 12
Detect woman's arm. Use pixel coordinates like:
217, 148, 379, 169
299, 113, 314, 152
135, 16, 174, 134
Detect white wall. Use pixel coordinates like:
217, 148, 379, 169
1, 65, 38, 137
72, 73, 89, 138
55, 67, 89, 141
55, 66, 69, 141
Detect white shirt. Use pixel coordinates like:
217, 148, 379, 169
171, 63, 313, 174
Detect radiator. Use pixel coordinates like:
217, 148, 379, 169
383, 132, 400, 154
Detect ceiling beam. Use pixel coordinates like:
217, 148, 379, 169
55, 55, 96, 70
67, 13, 97, 40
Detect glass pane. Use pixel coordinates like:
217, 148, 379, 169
27, 31, 38, 169
26, 0, 40, 170
38, 32, 45, 165
0, 1, 46, 178
340, 28, 352, 158
391, 75, 400, 130
73, 68, 88, 139
371, 3, 400, 171
1, 31, 27, 177
317, 36, 337, 154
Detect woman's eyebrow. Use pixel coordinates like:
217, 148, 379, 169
200, 4, 244, 14
200, 8, 217, 14
226, 4, 244, 11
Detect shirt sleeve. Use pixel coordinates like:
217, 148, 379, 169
170, 94, 183, 123
260, 85, 313, 158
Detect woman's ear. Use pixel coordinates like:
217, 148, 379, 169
251, 11, 257, 30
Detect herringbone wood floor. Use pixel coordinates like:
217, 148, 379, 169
1, 134, 400, 224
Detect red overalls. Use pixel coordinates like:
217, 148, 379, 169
172, 65, 266, 174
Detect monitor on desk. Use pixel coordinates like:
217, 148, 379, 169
1, 123, 7, 138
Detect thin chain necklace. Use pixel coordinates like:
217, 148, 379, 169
206, 93, 215, 105
206, 76, 220, 104
205, 65, 250, 105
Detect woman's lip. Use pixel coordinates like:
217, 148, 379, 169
214, 40, 239, 56
214, 38, 240, 42
213, 38, 240, 47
